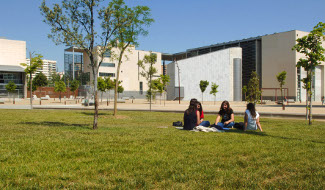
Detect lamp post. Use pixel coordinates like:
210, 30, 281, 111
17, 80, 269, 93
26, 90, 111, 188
175, 59, 180, 104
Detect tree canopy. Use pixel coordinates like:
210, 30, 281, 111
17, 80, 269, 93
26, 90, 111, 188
40, 0, 154, 128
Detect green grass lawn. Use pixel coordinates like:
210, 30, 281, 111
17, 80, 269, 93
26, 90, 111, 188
0, 109, 324, 189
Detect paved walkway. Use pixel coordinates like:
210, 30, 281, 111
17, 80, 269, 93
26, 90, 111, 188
1, 98, 325, 119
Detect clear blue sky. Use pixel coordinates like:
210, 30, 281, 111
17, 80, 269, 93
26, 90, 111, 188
0, 0, 324, 71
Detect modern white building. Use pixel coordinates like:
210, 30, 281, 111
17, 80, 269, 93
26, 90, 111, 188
163, 30, 325, 102
64, 45, 162, 98
0, 38, 26, 98
166, 47, 242, 101
26, 59, 57, 80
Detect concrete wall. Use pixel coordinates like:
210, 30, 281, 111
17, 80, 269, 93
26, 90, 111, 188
167, 47, 242, 101
261, 30, 299, 98
261, 30, 325, 101
0, 39, 26, 66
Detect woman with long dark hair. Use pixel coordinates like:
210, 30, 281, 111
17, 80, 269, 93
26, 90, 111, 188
215, 100, 235, 129
183, 100, 200, 130
244, 103, 263, 131
197, 101, 210, 127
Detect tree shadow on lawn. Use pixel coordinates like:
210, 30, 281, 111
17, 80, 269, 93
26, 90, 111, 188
80, 112, 112, 116
226, 129, 325, 144
20, 121, 90, 129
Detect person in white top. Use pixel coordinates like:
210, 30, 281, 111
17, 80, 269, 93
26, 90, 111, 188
244, 103, 263, 131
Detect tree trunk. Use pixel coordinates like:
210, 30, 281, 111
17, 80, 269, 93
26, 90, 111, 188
149, 75, 152, 112
306, 87, 309, 120
114, 52, 124, 116
40, 87, 42, 105
60, 92, 61, 103
13, 93, 15, 104
202, 92, 203, 104
164, 91, 166, 106
93, 90, 99, 130
101, 91, 103, 103
30, 72, 33, 109
309, 73, 313, 125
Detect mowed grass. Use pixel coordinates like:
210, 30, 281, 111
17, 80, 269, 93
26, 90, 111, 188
0, 109, 324, 189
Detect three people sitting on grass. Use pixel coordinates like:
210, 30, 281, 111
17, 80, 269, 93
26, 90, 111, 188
183, 99, 262, 132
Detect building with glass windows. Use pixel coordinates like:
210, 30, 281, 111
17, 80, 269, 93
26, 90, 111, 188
162, 30, 325, 102
26, 59, 57, 81
0, 38, 26, 98
64, 46, 161, 98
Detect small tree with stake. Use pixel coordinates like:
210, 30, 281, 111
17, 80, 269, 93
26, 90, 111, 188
199, 80, 209, 104
292, 22, 325, 125
138, 53, 158, 111
210, 82, 219, 105
70, 79, 80, 102
160, 74, 170, 106
105, 77, 114, 105
54, 81, 66, 103
246, 71, 261, 105
242, 85, 248, 103
33, 72, 48, 105
97, 77, 106, 103
5, 81, 17, 104
276, 71, 287, 110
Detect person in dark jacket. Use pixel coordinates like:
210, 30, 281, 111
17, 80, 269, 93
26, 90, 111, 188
183, 100, 200, 130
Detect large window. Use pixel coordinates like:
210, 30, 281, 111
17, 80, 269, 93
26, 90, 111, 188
100, 63, 115, 67
104, 50, 111, 58
0, 72, 23, 84
99, 72, 115, 77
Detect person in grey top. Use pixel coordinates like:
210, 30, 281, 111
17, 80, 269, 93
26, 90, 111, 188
244, 103, 263, 131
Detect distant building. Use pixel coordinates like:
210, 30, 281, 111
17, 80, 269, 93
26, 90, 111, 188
64, 46, 161, 98
26, 59, 57, 80
163, 30, 325, 102
0, 38, 26, 98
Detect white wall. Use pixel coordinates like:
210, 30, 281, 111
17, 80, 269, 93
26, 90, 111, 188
167, 47, 242, 101
0, 39, 26, 66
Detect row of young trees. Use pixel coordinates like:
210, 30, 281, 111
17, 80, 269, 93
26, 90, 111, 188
198, 80, 219, 104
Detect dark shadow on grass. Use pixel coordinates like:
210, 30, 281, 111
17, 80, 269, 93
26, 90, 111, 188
20, 121, 90, 129
226, 129, 325, 144
257, 104, 325, 108
80, 112, 112, 116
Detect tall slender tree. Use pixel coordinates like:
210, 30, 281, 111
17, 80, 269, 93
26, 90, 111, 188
292, 22, 325, 125
111, 2, 154, 116
41, 0, 153, 129
21, 54, 43, 109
